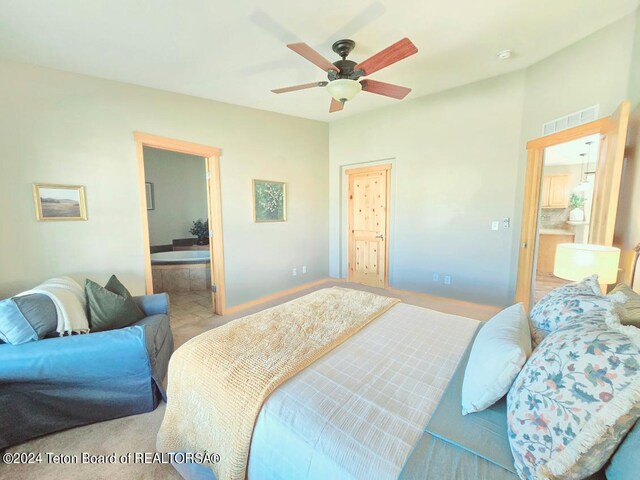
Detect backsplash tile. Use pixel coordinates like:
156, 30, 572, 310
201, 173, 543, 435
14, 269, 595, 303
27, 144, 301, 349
541, 208, 568, 228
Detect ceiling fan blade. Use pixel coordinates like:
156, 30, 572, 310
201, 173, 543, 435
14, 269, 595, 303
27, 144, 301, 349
271, 81, 328, 94
329, 98, 344, 113
354, 38, 417, 76
361, 79, 411, 99
287, 43, 340, 72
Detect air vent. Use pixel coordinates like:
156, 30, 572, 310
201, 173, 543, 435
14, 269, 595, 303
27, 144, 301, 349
542, 105, 599, 136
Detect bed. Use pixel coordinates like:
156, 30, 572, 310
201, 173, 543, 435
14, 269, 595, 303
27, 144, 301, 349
163, 291, 517, 480
162, 269, 640, 480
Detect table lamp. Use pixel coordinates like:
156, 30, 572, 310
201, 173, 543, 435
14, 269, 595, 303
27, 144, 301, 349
554, 243, 621, 285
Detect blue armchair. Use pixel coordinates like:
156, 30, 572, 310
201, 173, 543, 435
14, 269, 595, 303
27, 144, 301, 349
0, 293, 173, 449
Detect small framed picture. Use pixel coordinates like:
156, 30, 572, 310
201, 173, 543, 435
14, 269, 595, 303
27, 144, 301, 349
253, 180, 286, 222
145, 182, 155, 210
33, 184, 88, 221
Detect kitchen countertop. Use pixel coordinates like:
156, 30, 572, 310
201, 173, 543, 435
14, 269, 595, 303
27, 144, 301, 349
540, 228, 575, 236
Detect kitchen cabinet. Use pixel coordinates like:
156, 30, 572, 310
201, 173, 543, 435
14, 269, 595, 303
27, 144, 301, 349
541, 174, 570, 208
537, 232, 575, 274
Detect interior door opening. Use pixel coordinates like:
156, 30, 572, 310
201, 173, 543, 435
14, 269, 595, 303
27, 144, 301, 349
515, 101, 630, 310
532, 134, 600, 303
134, 132, 226, 315
143, 147, 212, 309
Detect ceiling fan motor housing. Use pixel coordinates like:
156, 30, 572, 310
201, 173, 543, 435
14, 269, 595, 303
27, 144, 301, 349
332, 39, 355, 58
328, 39, 364, 81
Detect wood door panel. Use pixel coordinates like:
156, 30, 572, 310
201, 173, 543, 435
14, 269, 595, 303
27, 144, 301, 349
354, 240, 381, 278
590, 101, 630, 245
348, 165, 390, 288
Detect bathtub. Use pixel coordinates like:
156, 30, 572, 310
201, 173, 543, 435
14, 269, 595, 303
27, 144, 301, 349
151, 250, 211, 293
151, 250, 210, 265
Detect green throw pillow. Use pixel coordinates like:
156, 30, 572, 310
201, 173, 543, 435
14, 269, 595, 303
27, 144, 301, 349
609, 283, 640, 327
85, 275, 145, 332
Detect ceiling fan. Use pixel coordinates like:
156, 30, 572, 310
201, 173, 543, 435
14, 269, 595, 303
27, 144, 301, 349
271, 38, 418, 113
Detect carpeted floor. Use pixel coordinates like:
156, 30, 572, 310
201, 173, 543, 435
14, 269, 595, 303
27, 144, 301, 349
1, 281, 499, 480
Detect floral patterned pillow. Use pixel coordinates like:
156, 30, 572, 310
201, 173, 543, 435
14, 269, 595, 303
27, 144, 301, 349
507, 307, 640, 479
529, 275, 625, 347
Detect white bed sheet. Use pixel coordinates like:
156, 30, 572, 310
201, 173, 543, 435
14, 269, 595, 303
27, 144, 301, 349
247, 303, 479, 480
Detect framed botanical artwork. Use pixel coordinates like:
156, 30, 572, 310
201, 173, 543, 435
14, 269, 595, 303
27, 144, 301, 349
145, 182, 154, 210
33, 184, 88, 221
253, 179, 286, 222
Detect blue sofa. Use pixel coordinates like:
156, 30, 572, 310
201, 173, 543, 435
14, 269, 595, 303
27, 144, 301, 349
0, 293, 173, 449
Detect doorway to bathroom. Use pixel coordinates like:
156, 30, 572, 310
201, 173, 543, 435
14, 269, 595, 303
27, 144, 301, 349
134, 132, 226, 315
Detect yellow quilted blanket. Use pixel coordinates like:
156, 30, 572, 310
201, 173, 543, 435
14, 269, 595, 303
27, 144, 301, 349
156, 287, 399, 480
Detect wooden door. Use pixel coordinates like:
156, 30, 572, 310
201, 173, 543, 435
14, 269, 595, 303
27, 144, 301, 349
347, 164, 391, 288
590, 101, 630, 245
515, 148, 545, 309
205, 156, 226, 314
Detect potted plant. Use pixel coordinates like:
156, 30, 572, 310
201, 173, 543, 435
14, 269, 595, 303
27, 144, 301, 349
568, 193, 585, 222
189, 219, 209, 245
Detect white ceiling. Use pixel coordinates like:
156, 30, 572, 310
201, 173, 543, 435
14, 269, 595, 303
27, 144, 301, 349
544, 133, 600, 166
0, 0, 638, 122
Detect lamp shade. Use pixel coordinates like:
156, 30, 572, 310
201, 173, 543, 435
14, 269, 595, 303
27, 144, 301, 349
553, 243, 620, 285
326, 79, 362, 102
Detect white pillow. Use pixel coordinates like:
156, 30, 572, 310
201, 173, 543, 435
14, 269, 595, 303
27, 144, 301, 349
461, 303, 531, 415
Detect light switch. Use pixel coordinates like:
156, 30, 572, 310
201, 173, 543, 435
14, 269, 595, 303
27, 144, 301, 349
491, 221, 500, 231
503, 217, 511, 228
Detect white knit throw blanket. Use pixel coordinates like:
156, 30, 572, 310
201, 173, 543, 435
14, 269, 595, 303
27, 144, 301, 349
17, 276, 90, 335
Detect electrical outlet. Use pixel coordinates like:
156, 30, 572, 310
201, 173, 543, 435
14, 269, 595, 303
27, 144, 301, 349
491, 221, 499, 231
292, 268, 297, 276
444, 275, 451, 285
503, 217, 511, 228
302, 265, 307, 274
432, 273, 439, 282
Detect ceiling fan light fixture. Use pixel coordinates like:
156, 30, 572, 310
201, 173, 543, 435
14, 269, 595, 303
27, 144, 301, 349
326, 79, 362, 103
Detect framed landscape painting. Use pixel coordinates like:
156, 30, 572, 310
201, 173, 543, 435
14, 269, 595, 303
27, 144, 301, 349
253, 180, 286, 222
33, 184, 88, 221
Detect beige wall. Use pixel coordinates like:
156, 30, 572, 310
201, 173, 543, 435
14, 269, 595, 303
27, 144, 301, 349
513, 13, 637, 297
330, 72, 526, 306
143, 147, 208, 246
518, 14, 636, 148
1, 9, 638, 308
0, 61, 329, 307
329, 11, 639, 306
